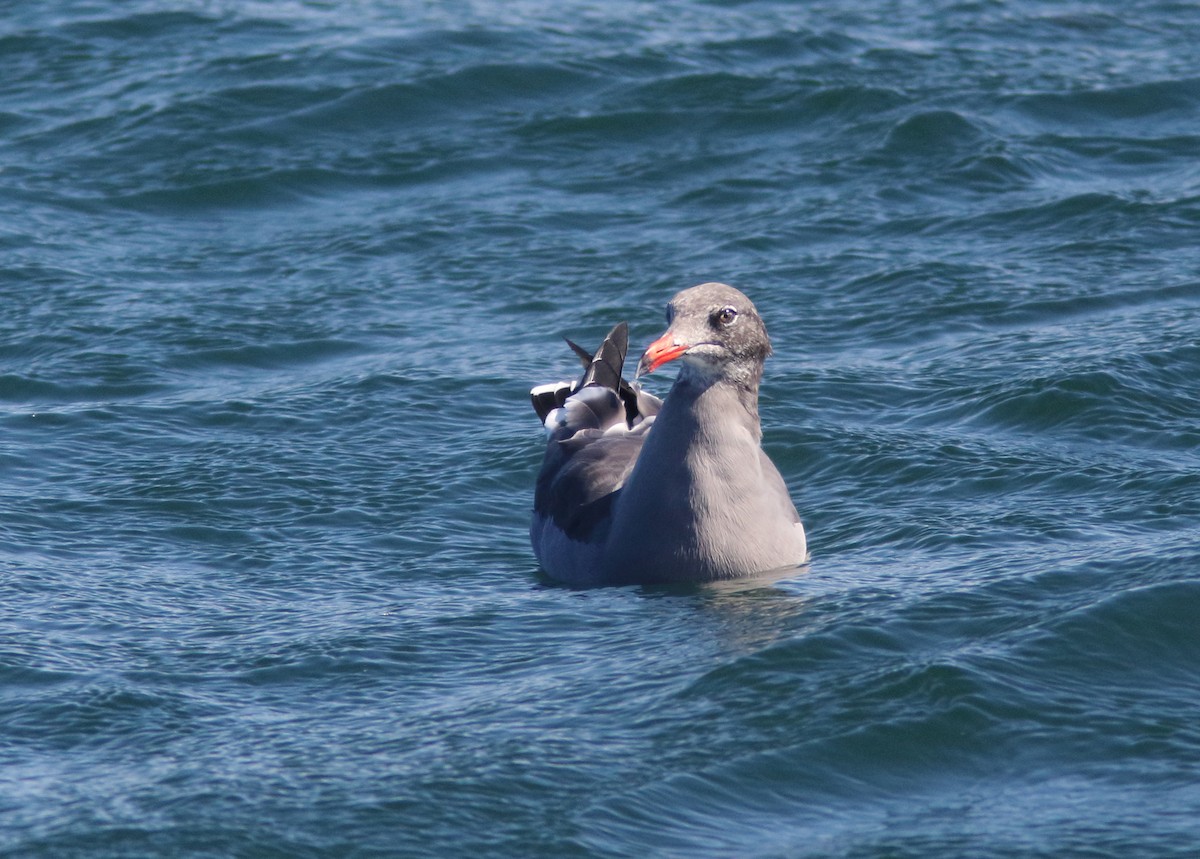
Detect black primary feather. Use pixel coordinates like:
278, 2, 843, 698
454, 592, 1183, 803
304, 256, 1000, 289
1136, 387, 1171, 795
579, 322, 628, 391
532, 322, 634, 424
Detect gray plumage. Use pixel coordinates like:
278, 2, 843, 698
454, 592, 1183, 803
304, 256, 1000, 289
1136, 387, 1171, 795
530, 282, 807, 586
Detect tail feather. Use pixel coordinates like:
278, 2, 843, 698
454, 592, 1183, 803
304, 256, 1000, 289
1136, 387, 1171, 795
530, 382, 572, 422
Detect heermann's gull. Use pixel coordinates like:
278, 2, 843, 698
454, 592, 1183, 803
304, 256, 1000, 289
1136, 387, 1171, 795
529, 282, 808, 586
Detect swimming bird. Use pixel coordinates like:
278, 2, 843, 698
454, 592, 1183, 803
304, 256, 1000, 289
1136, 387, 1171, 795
529, 282, 807, 586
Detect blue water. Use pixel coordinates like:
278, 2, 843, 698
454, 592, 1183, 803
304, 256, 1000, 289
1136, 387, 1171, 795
3, 1, 1200, 856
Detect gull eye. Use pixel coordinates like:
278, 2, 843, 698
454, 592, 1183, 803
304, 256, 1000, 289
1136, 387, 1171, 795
713, 306, 738, 327
666, 304, 675, 324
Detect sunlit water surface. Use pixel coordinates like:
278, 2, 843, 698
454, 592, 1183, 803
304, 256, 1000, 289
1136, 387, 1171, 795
3, 2, 1199, 856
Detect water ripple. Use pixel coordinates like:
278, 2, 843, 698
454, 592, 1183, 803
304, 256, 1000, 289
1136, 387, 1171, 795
5, 1, 1200, 857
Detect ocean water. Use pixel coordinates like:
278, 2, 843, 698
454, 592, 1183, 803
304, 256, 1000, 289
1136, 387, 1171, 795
3, 0, 1200, 856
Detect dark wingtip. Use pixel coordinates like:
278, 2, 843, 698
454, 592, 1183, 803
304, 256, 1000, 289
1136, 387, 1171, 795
541, 322, 642, 427
564, 337, 594, 369
580, 322, 629, 392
